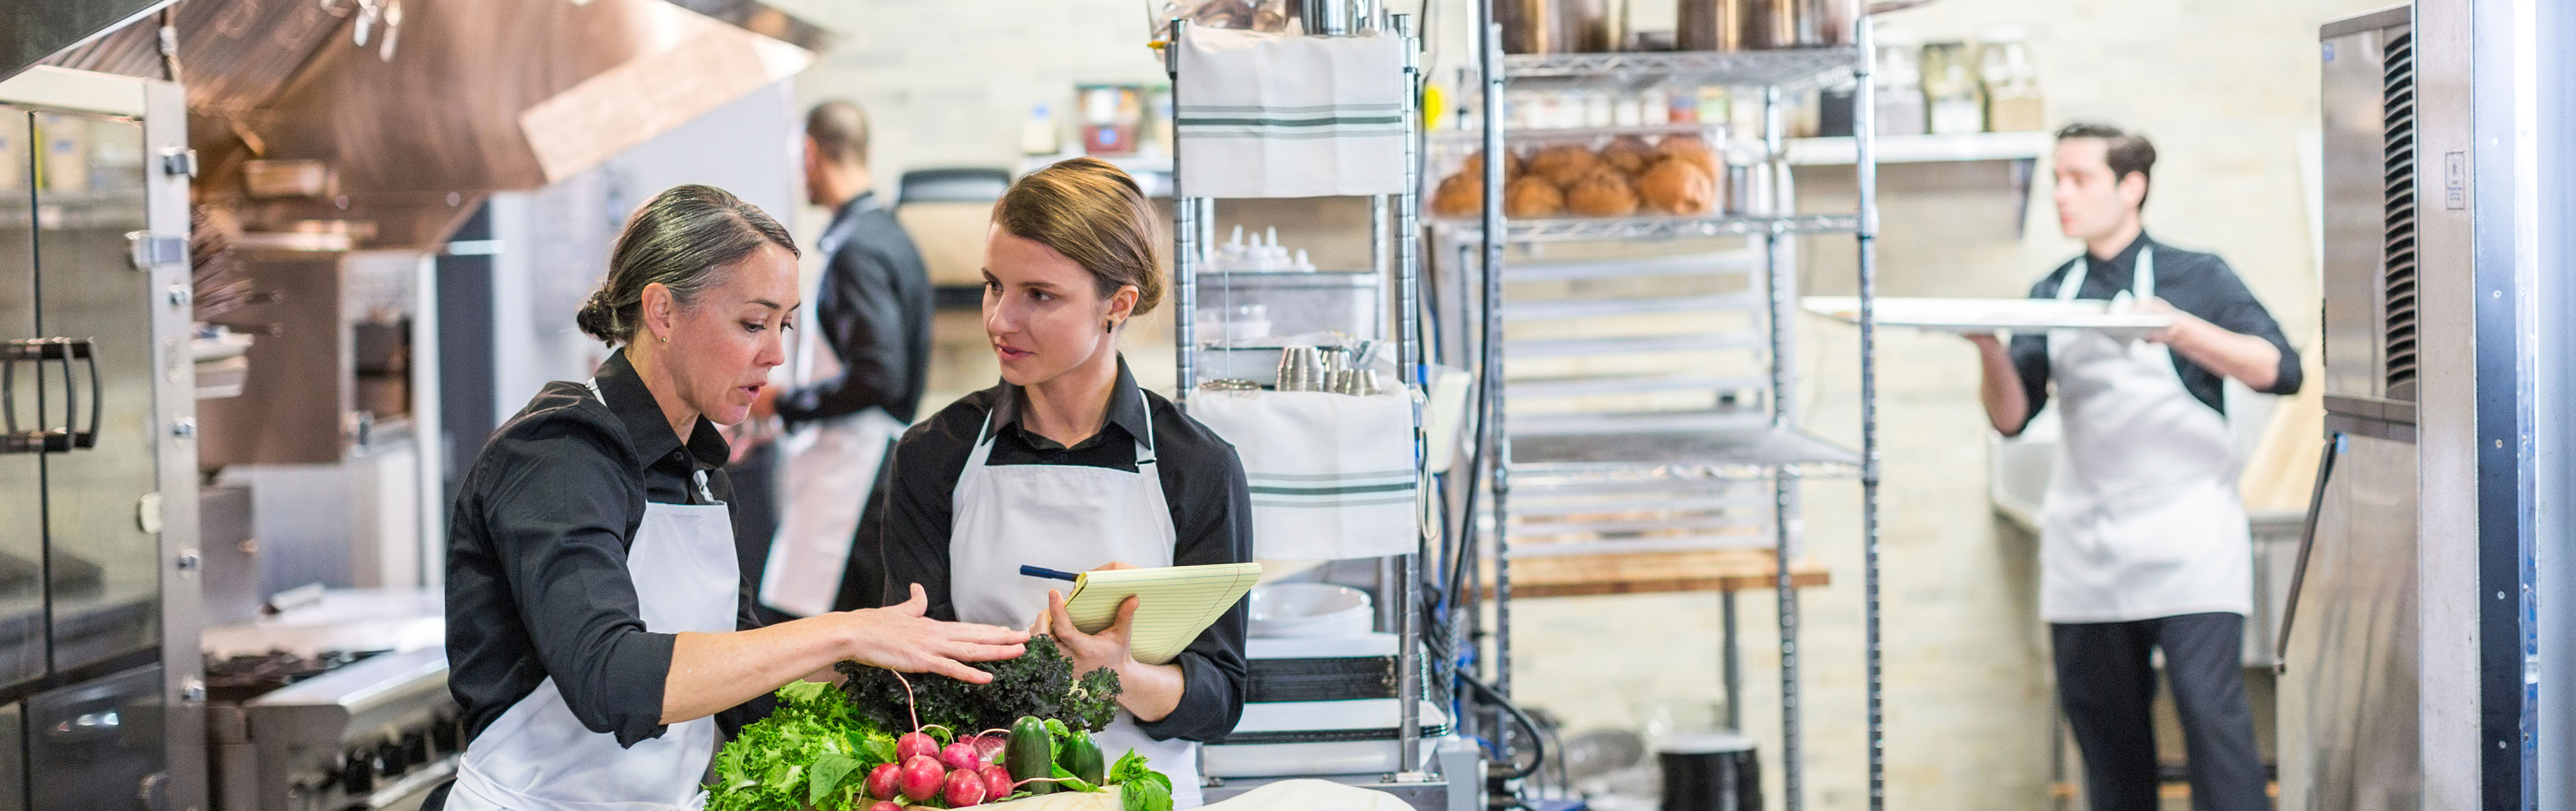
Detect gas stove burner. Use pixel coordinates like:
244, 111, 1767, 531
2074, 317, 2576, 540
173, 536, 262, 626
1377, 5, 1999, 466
203, 650, 382, 703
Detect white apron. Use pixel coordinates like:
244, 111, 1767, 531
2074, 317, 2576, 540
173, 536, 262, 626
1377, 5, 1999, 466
761, 200, 908, 617
947, 408, 1207, 808
2037, 246, 2254, 623
448, 380, 740, 811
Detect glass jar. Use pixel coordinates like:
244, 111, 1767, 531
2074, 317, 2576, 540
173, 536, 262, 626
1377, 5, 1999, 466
1922, 41, 1985, 135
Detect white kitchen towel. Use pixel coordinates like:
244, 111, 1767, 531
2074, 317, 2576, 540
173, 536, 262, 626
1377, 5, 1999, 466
1176, 26, 1407, 199
1188, 389, 1417, 559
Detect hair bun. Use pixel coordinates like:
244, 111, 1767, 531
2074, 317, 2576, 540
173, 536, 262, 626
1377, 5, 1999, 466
574, 287, 620, 343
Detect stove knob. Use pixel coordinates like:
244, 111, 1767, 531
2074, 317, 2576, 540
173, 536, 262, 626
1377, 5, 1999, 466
340, 752, 375, 794
377, 740, 409, 776
402, 731, 431, 767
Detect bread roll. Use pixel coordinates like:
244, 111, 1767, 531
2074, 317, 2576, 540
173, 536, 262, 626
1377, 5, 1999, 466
1599, 136, 1659, 175
1637, 157, 1718, 214
1656, 134, 1722, 177
1525, 144, 1600, 188
1431, 172, 1484, 218
1504, 176, 1565, 218
1459, 149, 1522, 180
1564, 167, 1640, 216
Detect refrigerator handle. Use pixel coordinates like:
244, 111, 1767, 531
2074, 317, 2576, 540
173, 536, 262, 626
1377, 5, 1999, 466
72, 338, 97, 449
2274, 431, 2346, 671
0, 338, 99, 453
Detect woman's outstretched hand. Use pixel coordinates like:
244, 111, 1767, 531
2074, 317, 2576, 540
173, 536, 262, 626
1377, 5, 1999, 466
837, 584, 1029, 682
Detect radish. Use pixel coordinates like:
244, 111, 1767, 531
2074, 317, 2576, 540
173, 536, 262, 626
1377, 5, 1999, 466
896, 731, 940, 763
867, 802, 900, 811
970, 734, 1009, 764
979, 763, 1012, 798
865, 762, 902, 801
940, 740, 983, 772
898, 755, 946, 802
943, 767, 989, 807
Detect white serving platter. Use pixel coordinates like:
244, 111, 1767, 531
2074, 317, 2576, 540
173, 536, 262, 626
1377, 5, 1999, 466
1802, 296, 2173, 340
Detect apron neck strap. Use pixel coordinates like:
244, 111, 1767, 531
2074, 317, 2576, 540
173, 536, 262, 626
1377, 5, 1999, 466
968, 397, 1159, 469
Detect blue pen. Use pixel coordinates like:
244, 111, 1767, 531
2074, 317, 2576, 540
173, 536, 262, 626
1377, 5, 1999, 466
1019, 565, 1081, 582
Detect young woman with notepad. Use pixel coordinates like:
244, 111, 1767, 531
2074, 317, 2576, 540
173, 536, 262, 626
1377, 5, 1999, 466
876, 158, 1253, 808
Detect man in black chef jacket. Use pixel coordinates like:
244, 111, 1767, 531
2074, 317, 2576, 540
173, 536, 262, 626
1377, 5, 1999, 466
746, 100, 934, 615
1969, 123, 2299, 811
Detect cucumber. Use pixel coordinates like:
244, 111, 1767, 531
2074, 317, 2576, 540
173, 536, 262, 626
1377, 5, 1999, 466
1062, 730, 1106, 786
1007, 716, 1057, 795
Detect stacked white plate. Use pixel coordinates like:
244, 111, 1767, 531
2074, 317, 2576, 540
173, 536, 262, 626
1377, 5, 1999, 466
1247, 584, 1373, 639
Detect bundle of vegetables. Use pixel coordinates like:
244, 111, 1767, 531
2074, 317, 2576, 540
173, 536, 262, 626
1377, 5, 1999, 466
709, 637, 1170, 811
844, 716, 1171, 811
836, 635, 1122, 735
708, 681, 898, 811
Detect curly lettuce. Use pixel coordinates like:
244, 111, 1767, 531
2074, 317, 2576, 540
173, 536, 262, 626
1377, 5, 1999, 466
707, 681, 897, 811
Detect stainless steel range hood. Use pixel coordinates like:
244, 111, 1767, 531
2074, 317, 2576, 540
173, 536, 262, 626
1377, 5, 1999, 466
37, 0, 820, 249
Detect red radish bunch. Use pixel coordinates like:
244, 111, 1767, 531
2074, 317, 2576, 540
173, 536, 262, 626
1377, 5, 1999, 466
940, 740, 983, 772
897, 731, 940, 763
942, 768, 988, 807
864, 762, 900, 802
898, 756, 947, 802
857, 675, 1089, 807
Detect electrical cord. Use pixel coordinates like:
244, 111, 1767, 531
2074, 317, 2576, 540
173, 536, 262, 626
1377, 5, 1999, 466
1458, 672, 1545, 781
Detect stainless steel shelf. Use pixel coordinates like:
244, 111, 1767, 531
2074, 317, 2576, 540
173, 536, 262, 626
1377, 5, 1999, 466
1429, 121, 1726, 146
1508, 423, 1863, 480
1508, 374, 1767, 398
1502, 250, 1761, 282
1501, 47, 1861, 88
1493, 213, 1860, 243
1503, 534, 1776, 559
1509, 493, 1770, 515
1516, 513, 1763, 537
1504, 292, 1762, 320
1503, 331, 1765, 358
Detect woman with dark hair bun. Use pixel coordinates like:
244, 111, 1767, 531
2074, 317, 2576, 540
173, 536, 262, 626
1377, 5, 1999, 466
431, 185, 1027, 811
877, 158, 1254, 807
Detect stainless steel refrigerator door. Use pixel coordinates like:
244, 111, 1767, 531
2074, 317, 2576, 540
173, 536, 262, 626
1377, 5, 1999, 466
30, 110, 158, 672
2278, 431, 2421, 811
0, 106, 47, 690
26, 664, 162, 811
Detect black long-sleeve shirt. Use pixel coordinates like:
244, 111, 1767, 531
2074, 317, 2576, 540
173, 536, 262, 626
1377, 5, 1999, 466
445, 349, 772, 749
777, 193, 934, 426
878, 358, 1252, 743
2003, 233, 2303, 435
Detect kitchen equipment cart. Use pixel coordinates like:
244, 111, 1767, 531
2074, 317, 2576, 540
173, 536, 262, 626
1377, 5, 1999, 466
1436, 16, 1890, 811
1163, 16, 1466, 811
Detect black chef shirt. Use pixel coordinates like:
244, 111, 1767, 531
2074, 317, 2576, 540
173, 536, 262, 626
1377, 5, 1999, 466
775, 193, 935, 426
2003, 233, 2304, 435
445, 349, 773, 749
878, 357, 1253, 743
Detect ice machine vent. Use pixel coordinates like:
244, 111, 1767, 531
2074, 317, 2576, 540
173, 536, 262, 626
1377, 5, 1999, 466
2381, 31, 2418, 400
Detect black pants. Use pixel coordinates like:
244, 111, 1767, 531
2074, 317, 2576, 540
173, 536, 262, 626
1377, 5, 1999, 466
2051, 612, 2268, 811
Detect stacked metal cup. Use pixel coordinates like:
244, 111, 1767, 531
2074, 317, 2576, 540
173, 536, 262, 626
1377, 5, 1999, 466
1276, 346, 1324, 391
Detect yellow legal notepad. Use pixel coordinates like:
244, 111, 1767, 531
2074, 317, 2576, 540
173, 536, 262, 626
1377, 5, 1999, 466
1060, 562, 1264, 665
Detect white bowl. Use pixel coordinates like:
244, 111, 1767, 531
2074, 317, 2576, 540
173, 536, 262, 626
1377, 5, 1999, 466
1247, 584, 1374, 639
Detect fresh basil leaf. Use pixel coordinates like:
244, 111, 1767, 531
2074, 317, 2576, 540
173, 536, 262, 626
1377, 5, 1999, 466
1121, 776, 1174, 811
807, 754, 858, 807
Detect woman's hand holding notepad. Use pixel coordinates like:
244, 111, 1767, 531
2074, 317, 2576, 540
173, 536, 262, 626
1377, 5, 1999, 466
1031, 562, 1263, 665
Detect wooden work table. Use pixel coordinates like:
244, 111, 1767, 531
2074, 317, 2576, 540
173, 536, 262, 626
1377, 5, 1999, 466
1486, 548, 1831, 599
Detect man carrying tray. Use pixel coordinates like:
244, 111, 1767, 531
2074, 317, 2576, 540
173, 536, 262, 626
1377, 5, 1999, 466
1967, 122, 2301, 811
